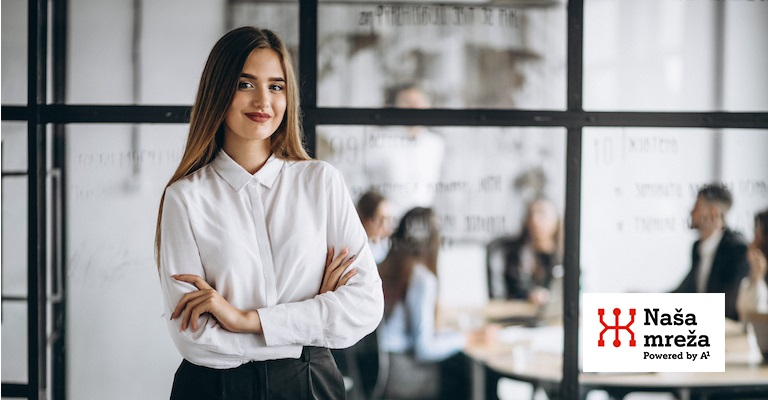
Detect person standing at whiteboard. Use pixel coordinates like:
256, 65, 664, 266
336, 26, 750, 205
362, 84, 445, 219
672, 184, 749, 321
154, 27, 384, 400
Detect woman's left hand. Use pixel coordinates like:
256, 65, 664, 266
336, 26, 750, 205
171, 274, 262, 333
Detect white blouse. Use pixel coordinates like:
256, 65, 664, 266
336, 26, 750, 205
159, 150, 384, 369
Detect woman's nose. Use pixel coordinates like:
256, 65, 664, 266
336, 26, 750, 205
251, 87, 269, 109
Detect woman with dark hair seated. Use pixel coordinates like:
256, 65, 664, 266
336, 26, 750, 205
377, 207, 491, 399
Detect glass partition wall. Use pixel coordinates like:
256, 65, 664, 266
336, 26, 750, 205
1, 1, 767, 400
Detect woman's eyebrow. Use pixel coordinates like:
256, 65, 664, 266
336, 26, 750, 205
240, 73, 285, 82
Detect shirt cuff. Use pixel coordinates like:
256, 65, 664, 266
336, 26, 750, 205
258, 301, 325, 347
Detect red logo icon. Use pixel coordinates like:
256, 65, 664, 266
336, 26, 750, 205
598, 308, 636, 347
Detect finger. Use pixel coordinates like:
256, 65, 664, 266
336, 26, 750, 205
328, 254, 354, 286
326, 247, 334, 267
327, 247, 350, 273
173, 274, 213, 290
181, 293, 212, 331
337, 268, 357, 288
189, 301, 211, 332
323, 247, 337, 283
323, 248, 349, 286
342, 254, 356, 269
172, 290, 208, 319
331, 254, 356, 284
178, 291, 211, 329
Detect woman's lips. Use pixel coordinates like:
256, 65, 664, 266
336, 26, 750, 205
246, 112, 271, 123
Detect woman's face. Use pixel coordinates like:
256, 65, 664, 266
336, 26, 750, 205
223, 48, 287, 147
364, 201, 394, 241
526, 200, 559, 242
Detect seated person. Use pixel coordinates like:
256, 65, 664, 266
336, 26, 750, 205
737, 208, 768, 320
357, 190, 394, 263
377, 207, 489, 400
672, 184, 750, 321
488, 198, 562, 305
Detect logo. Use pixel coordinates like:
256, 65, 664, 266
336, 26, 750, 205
582, 293, 724, 373
598, 308, 636, 347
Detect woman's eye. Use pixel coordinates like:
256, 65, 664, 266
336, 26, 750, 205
238, 81, 253, 89
269, 84, 284, 92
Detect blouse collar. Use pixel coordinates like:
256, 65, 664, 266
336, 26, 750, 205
212, 149, 284, 192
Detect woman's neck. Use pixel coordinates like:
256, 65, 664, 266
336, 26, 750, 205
223, 138, 272, 174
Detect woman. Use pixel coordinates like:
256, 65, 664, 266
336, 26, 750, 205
155, 27, 383, 400
737, 209, 768, 320
356, 190, 394, 263
377, 207, 486, 399
488, 198, 562, 304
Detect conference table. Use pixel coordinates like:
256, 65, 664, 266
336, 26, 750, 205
451, 301, 768, 400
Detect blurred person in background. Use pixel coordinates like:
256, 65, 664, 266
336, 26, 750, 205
737, 208, 768, 320
672, 183, 749, 321
357, 190, 395, 263
487, 197, 562, 305
362, 84, 445, 219
377, 207, 493, 399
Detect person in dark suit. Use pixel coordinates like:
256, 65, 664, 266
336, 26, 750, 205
672, 184, 750, 321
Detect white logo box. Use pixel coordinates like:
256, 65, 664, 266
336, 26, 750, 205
582, 293, 724, 372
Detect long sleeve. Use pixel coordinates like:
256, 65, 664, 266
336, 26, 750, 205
406, 266, 466, 362
159, 186, 263, 368
258, 167, 384, 349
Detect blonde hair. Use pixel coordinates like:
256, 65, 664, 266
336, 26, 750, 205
155, 27, 309, 268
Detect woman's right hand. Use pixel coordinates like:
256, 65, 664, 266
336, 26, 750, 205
319, 246, 357, 294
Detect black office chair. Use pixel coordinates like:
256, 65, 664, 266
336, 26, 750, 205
486, 235, 517, 300
332, 331, 382, 400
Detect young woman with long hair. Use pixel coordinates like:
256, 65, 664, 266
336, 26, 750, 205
155, 27, 383, 399
377, 207, 488, 399
488, 197, 562, 304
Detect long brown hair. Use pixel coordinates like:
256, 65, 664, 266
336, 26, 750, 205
755, 209, 768, 258
155, 27, 309, 268
520, 197, 563, 262
378, 207, 441, 319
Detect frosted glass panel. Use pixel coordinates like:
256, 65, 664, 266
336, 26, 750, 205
67, 0, 297, 104
317, 2, 566, 109
581, 128, 768, 294
584, 0, 768, 111
66, 124, 188, 400
317, 125, 566, 307
1, 0, 27, 105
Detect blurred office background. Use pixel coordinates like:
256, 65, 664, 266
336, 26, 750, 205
1, 0, 767, 399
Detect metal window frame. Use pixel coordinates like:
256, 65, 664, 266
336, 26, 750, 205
1, 0, 767, 399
